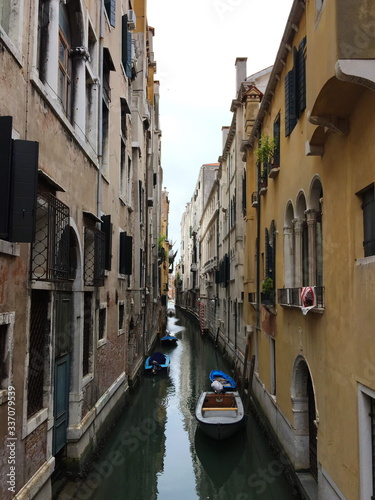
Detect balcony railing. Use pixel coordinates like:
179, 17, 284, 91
277, 287, 325, 310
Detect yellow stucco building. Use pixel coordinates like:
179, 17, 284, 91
243, 1, 375, 498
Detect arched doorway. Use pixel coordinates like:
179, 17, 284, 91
291, 355, 318, 480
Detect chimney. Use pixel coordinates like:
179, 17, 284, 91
235, 57, 247, 95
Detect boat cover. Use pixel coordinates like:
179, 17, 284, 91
149, 352, 166, 364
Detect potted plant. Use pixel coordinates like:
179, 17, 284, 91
261, 277, 274, 305
255, 135, 280, 178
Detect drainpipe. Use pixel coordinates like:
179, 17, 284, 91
97, 1, 104, 219
256, 160, 261, 339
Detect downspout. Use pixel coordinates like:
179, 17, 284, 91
97, 1, 104, 219
256, 161, 261, 332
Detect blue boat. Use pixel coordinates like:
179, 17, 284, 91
145, 352, 170, 375
209, 370, 236, 391
161, 334, 178, 345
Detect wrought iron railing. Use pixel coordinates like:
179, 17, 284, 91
277, 287, 325, 309
31, 193, 70, 281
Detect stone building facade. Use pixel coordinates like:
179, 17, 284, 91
0, 1, 165, 498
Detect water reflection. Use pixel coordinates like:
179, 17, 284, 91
56, 308, 299, 500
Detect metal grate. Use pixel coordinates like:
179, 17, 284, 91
82, 293, 92, 377
27, 290, 49, 418
31, 192, 70, 281
84, 227, 105, 286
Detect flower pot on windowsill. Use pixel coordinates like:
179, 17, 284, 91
268, 163, 280, 179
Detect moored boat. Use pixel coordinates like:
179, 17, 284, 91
195, 391, 245, 440
209, 370, 236, 391
144, 352, 170, 375
160, 334, 178, 345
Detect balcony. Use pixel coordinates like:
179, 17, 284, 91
277, 287, 325, 312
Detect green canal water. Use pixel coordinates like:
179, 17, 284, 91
56, 308, 301, 500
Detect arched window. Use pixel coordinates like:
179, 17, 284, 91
295, 192, 307, 287
308, 177, 324, 287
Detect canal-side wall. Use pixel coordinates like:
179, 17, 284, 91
65, 374, 130, 475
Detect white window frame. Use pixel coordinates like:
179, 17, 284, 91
358, 382, 375, 499
97, 303, 107, 347
0, 313, 15, 405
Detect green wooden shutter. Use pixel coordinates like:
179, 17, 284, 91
104, 0, 116, 28
297, 37, 306, 116
285, 69, 297, 136
121, 15, 132, 78
273, 114, 280, 166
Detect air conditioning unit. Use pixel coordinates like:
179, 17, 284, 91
128, 10, 136, 30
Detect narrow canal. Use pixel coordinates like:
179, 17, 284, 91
57, 307, 301, 500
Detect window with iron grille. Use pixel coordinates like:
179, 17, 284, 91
83, 292, 93, 377
118, 302, 125, 333
84, 226, 105, 286
98, 306, 107, 342
27, 290, 49, 418
361, 185, 375, 257
0, 318, 12, 393
31, 193, 70, 281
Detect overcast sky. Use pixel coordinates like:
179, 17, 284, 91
147, 0, 294, 259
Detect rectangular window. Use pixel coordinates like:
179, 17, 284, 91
270, 337, 276, 396
31, 193, 70, 281
101, 215, 112, 271
58, 29, 72, 120
118, 302, 125, 333
119, 232, 133, 275
98, 306, 107, 343
83, 293, 93, 377
0, 0, 20, 47
28, 290, 49, 418
358, 384, 375, 499
84, 226, 106, 286
362, 185, 375, 257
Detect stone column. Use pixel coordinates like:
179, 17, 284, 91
283, 225, 294, 287
306, 209, 318, 286
293, 218, 304, 287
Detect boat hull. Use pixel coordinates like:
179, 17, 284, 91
195, 391, 245, 440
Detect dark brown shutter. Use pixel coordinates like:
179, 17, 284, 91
0, 116, 13, 239
9, 140, 39, 242
119, 232, 133, 275
101, 215, 112, 271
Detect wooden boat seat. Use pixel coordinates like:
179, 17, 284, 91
202, 407, 238, 411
